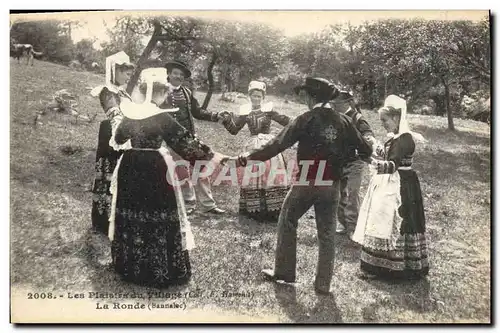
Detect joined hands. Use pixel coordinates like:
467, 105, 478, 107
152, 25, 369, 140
216, 154, 248, 168
216, 111, 231, 124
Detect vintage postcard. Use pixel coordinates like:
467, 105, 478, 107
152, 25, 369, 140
9, 10, 491, 324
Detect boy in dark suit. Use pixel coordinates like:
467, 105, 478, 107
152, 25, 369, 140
160, 60, 226, 215
333, 90, 378, 234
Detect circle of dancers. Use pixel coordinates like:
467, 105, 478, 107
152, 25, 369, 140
89, 51, 429, 295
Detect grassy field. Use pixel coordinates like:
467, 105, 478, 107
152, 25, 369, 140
10, 59, 491, 323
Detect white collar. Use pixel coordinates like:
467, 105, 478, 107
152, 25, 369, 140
313, 102, 332, 109
168, 83, 182, 91
120, 99, 179, 120
239, 102, 273, 115
90, 84, 131, 99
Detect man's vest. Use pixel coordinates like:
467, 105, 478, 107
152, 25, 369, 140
162, 86, 196, 134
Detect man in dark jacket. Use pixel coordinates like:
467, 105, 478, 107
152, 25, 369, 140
333, 90, 379, 234
160, 60, 226, 215
230, 77, 373, 295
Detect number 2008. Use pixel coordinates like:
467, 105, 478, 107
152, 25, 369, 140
27, 293, 54, 299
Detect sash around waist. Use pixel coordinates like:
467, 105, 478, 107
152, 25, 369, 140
169, 111, 193, 130
168, 108, 189, 117
249, 132, 272, 137
129, 148, 160, 151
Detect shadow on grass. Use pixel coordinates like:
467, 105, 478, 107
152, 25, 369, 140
192, 204, 363, 265
361, 277, 434, 318
335, 236, 363, 263
273, 283, 343, 323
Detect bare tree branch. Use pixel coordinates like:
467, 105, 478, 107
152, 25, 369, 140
201, 51, 218, 110
156, 35, 205, 42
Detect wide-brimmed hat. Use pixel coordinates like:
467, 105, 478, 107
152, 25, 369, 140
294, 77, 339, 100
336, 89, 355, 101
165, 60, 191, 78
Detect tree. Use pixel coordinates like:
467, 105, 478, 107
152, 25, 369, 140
353, 18, 489, 129
266, 59, 306, 96
100, 16, 150, 62
126, 16, 287, 109
74, 38, 101, 68
288, 34, 319, 74
10, 20, 75, 64
411, 19, 490, 130
59, 19, 84, 41
337, 23, 365, 90
309, 24, 345, 80
448, 16, 491, 85
104, 14, 490, 129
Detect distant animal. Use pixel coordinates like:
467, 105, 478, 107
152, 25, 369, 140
10, 42, 42, 66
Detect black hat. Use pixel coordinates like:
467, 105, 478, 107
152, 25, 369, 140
337, 89, 355, 101
165, 60, 192, 78
294, 77, 339, 100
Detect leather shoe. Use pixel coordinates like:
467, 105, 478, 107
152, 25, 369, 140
357, 272, 380, 281
205, 207, 226, 214
261, 269, 295, 283
314, 285, 333, 296
336, 223, 347, 234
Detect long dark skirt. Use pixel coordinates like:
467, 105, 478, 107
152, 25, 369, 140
360, 170, 429, 280
91, 120, 121, 235
111, 149, 191, 288
236, 153, 292, 223
239, 187, 289, 222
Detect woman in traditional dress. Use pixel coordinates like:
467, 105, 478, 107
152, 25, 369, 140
351, 95, 429, 280
108, 68, 223, 287
219, 81, 294, 222
90, 51, 135, 235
